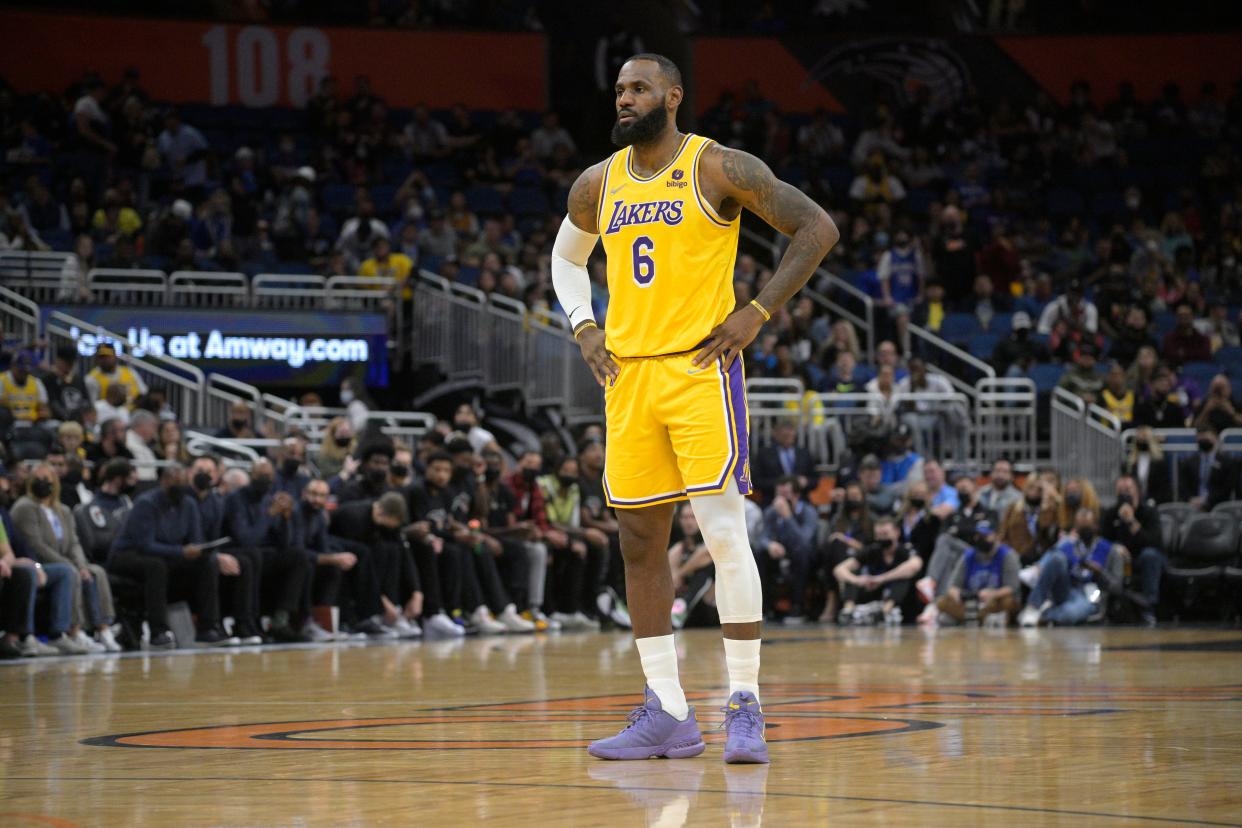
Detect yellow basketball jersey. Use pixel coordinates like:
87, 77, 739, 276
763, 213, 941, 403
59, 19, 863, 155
597, 133, 740, 358
0, 371, 41, 421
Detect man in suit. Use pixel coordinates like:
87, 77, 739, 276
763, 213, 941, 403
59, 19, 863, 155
1178, 425, 1237, 511
751, 419, 817, 503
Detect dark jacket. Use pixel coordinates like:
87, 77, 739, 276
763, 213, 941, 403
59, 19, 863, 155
73, 492, 133, 564
224, 487, 293, 550
1120, 456, 1173, 505
195, 491, 226, 541
329, 499, 391, 545
110, 488, 202, 560
1178, 451, 1238, 510
752, 443, 818, 501
1100, 499, 1162, 552
293, 502, 329, 563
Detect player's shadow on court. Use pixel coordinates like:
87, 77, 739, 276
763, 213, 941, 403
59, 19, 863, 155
588, 761, 769, 827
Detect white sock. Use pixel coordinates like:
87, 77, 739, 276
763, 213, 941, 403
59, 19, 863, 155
635, 634, 688, 720
723, 637, 761, 702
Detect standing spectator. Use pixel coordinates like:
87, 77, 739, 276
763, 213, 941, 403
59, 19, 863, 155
1162, 302, 1212, 365
108, 465, 241, 647
762, 475, 818, 624
877, 229, 924, 346
0, 354, 49, 423
42, 346, 89, 421
157, 109, 209, 197
1100, 474, 1163, 626
930, 207, 977, 305
1193, 374, 1242, 433
359, 236, 413, 298
1037, 279, 1098, 336
833, 516, 922, 626
71, 78, 115, 198
84, 343, 146, 404
1132, 367, 1189, 428
335, 198, 390, 271
316, 416, 355, 480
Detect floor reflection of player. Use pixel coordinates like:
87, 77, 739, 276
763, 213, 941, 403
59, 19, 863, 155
551, 53, 839, 764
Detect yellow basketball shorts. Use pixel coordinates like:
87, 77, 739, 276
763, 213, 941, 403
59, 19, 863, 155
603, 351, 751, 508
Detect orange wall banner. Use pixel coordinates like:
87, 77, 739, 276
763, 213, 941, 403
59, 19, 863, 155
693, 37, 845, 115
0, 10, 546, 110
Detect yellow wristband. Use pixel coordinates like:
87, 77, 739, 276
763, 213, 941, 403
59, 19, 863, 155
749, 299, 771, 321
573, 320, 599, 340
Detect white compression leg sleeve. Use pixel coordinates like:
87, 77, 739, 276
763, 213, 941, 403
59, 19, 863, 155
689, 479, 764, 625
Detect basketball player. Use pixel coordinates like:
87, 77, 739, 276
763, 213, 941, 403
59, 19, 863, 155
551, 54, 839, 763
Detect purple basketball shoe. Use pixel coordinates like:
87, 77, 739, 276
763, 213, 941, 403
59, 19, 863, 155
721, 691, 769, 764
587, 686, 706, 760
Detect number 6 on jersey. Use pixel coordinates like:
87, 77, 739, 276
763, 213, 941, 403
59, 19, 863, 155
631, 236, 655, 286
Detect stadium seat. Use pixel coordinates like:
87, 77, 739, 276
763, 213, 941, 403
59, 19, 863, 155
938, 313, 981, 344
465, 186, 504, 216
321, 183, 357, 217
968, 333, 1000, 360
1182, 361, 1221, 389
986, 313, 1013, 335
508, 187, 550, 217
904, 188, 937, 217
1029, 363, 1065, 393
1154, 312, 1176, 338
1211, 500, 1242, 524
1158, 511, 1182, 557
1214, 346, 1242, 367
1165, 513, 1239, 620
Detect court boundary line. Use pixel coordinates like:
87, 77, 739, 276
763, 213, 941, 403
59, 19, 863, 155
3, 775, 1237, 827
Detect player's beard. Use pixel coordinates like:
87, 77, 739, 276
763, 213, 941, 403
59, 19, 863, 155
611, 105, 668, 148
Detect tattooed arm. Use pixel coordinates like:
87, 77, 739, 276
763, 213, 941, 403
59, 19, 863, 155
692, 145, 839, 368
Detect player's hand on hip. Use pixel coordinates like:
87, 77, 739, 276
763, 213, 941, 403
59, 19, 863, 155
577, 327, 619, 387
693, 304, 765, 370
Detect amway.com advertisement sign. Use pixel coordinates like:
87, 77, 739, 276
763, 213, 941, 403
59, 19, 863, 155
45, 306, 388, 389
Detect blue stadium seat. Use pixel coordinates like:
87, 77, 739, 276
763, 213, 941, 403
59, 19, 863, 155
939, 313, 982, 344
370, 184, 399, 215
1183, 361, 1221, 389
321, 184, 357, 217
1154, 312, 1176, 338
1213, 346, 1242, 367
968, 333, 1000, 360
465, 186, 504, 216
986, 313, 1013, 335
508, 187, 550, 217
1029, 363, 1065, 393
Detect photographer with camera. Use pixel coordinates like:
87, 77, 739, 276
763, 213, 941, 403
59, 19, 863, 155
832, 516, 922, 626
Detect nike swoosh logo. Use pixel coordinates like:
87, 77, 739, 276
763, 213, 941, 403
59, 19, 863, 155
609, 184, 626, 195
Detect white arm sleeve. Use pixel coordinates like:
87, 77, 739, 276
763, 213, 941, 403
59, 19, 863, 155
550, 217, 600, 332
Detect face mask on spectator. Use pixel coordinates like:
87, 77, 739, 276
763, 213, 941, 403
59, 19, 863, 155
391, 464, 410, 480
1078, 528, 1096, 544
484, 467, 501, 482
1026, 495, 1041, 508
908, 497, 926, 510
230, 418, 248, 431
1065, 492, 1082, 509
30, 479, 53, 500
557, 474, 576, 487
192, 471, 213, 492
845, 499, 863, 512
249, 476, 272, 497
334, 435, 351, 448
166, 484, 186, 505
521, 467, 539, 482
1135, 440, 1150, 451
1117, 492, 1133, 507
1198, 438, 1214, 453
367, 468, 388, 487
281, 458, 300, 478
340, 390, 355, 404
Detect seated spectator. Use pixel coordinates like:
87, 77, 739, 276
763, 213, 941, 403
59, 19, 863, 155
0, 354, 48, 423
667, 505, 717, 629
359, 236, 413, 298
762, 475, 818, 623
295, 478, 360, 641
274, 434, 312, 498
824, 349, 866, 393
539, 456, 607, 630
1100, 362, 1135, 424
0, 517, 41, 659
865, 364, 900, 429
1108, 306, 1156, 366
911, 278, 948, 334
156, 419, 191, 465
94, 383, 130, 426
857, 454, 898, 516
57, 421, 87, 464
833, 516, 922, 625
74, 459, 135, 566
991, 311, 1048, 377
577, 437, 626, 626
897, 357, 967, 459
1132, 366, 1189, 428
874, 340, 908, 382
895, 479, 940, 563
42, 347, 89, 422
12, 462, 119, 652
751, 419, 817, 503
316, 416, 356, 480
998, 478, 1059, 565
963, 273, 1008, 332
922, 459, 959, 520
217, 400, 258, 441
1100, 474, 1163, 626
1037, 278, 1098, 337
1195, 301, 1240, 351
223, 459, 309, 643
814, 480, 873, 623
935, 521, 1020, 626
335, 197, 390, 271
337, 442, 395, 503
1056, 477, 1100, 534
109, 464, 238, 648
473, 450, 540, 631
1019, 508, 1126, 627
86, 416, 134, 468
1161, 302, 1212, 366
48, 445, 89, 509
1193, 374, 1242, 433
126, 410, 160, 482
916, 474, 991, 619
977, 457, 1022, 519
1178, 424, 1236, 510
1056, 341, 1105, 406
85, 343, 145, 405
506, 449, 563, 631
881, 424, 923, 490
1121, 427, 1172, 504
1, 507, 82, 656
451, 402, 501, 454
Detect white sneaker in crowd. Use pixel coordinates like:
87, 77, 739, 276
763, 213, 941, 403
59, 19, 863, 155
425, 612, 466, 637
549, 611, 579, 630
1018, 606, 1041, 628
73, 630, 106, 653
532, 609, 561, 631
983, 612, 1007, 629
21, 635, 59, 657
571, 611, 600, 631
392, 616, 423, 639
51, 634, 90, 655
884, 607, 903, 626
499, 604, 536, 633
97, 627, 123, 653
301, 621, 336, 643
470, 606, 508, 635
1018, 565, 1040, 589
915, 577, 936, 604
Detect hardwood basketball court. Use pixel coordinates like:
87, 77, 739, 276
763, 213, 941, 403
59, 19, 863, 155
2, 627, 1241, 826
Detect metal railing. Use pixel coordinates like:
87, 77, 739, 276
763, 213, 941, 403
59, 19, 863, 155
908, 322, 996, 401
206, 372, 264, 428
45, 310, 207, 425
0, 251, 75, 303
975, 377, 1039, 470
86, 268, 168, 305
485, 294, 528, 394
0, 285, 41, 347
1050, 387, 1124, 497
252, 273, 328, 309
170, 271, 248, 307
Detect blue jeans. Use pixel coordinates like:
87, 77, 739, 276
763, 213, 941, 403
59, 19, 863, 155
39, 562, 78, 635
1133, 547, 1165, 607
1028, 551, 1094, 625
